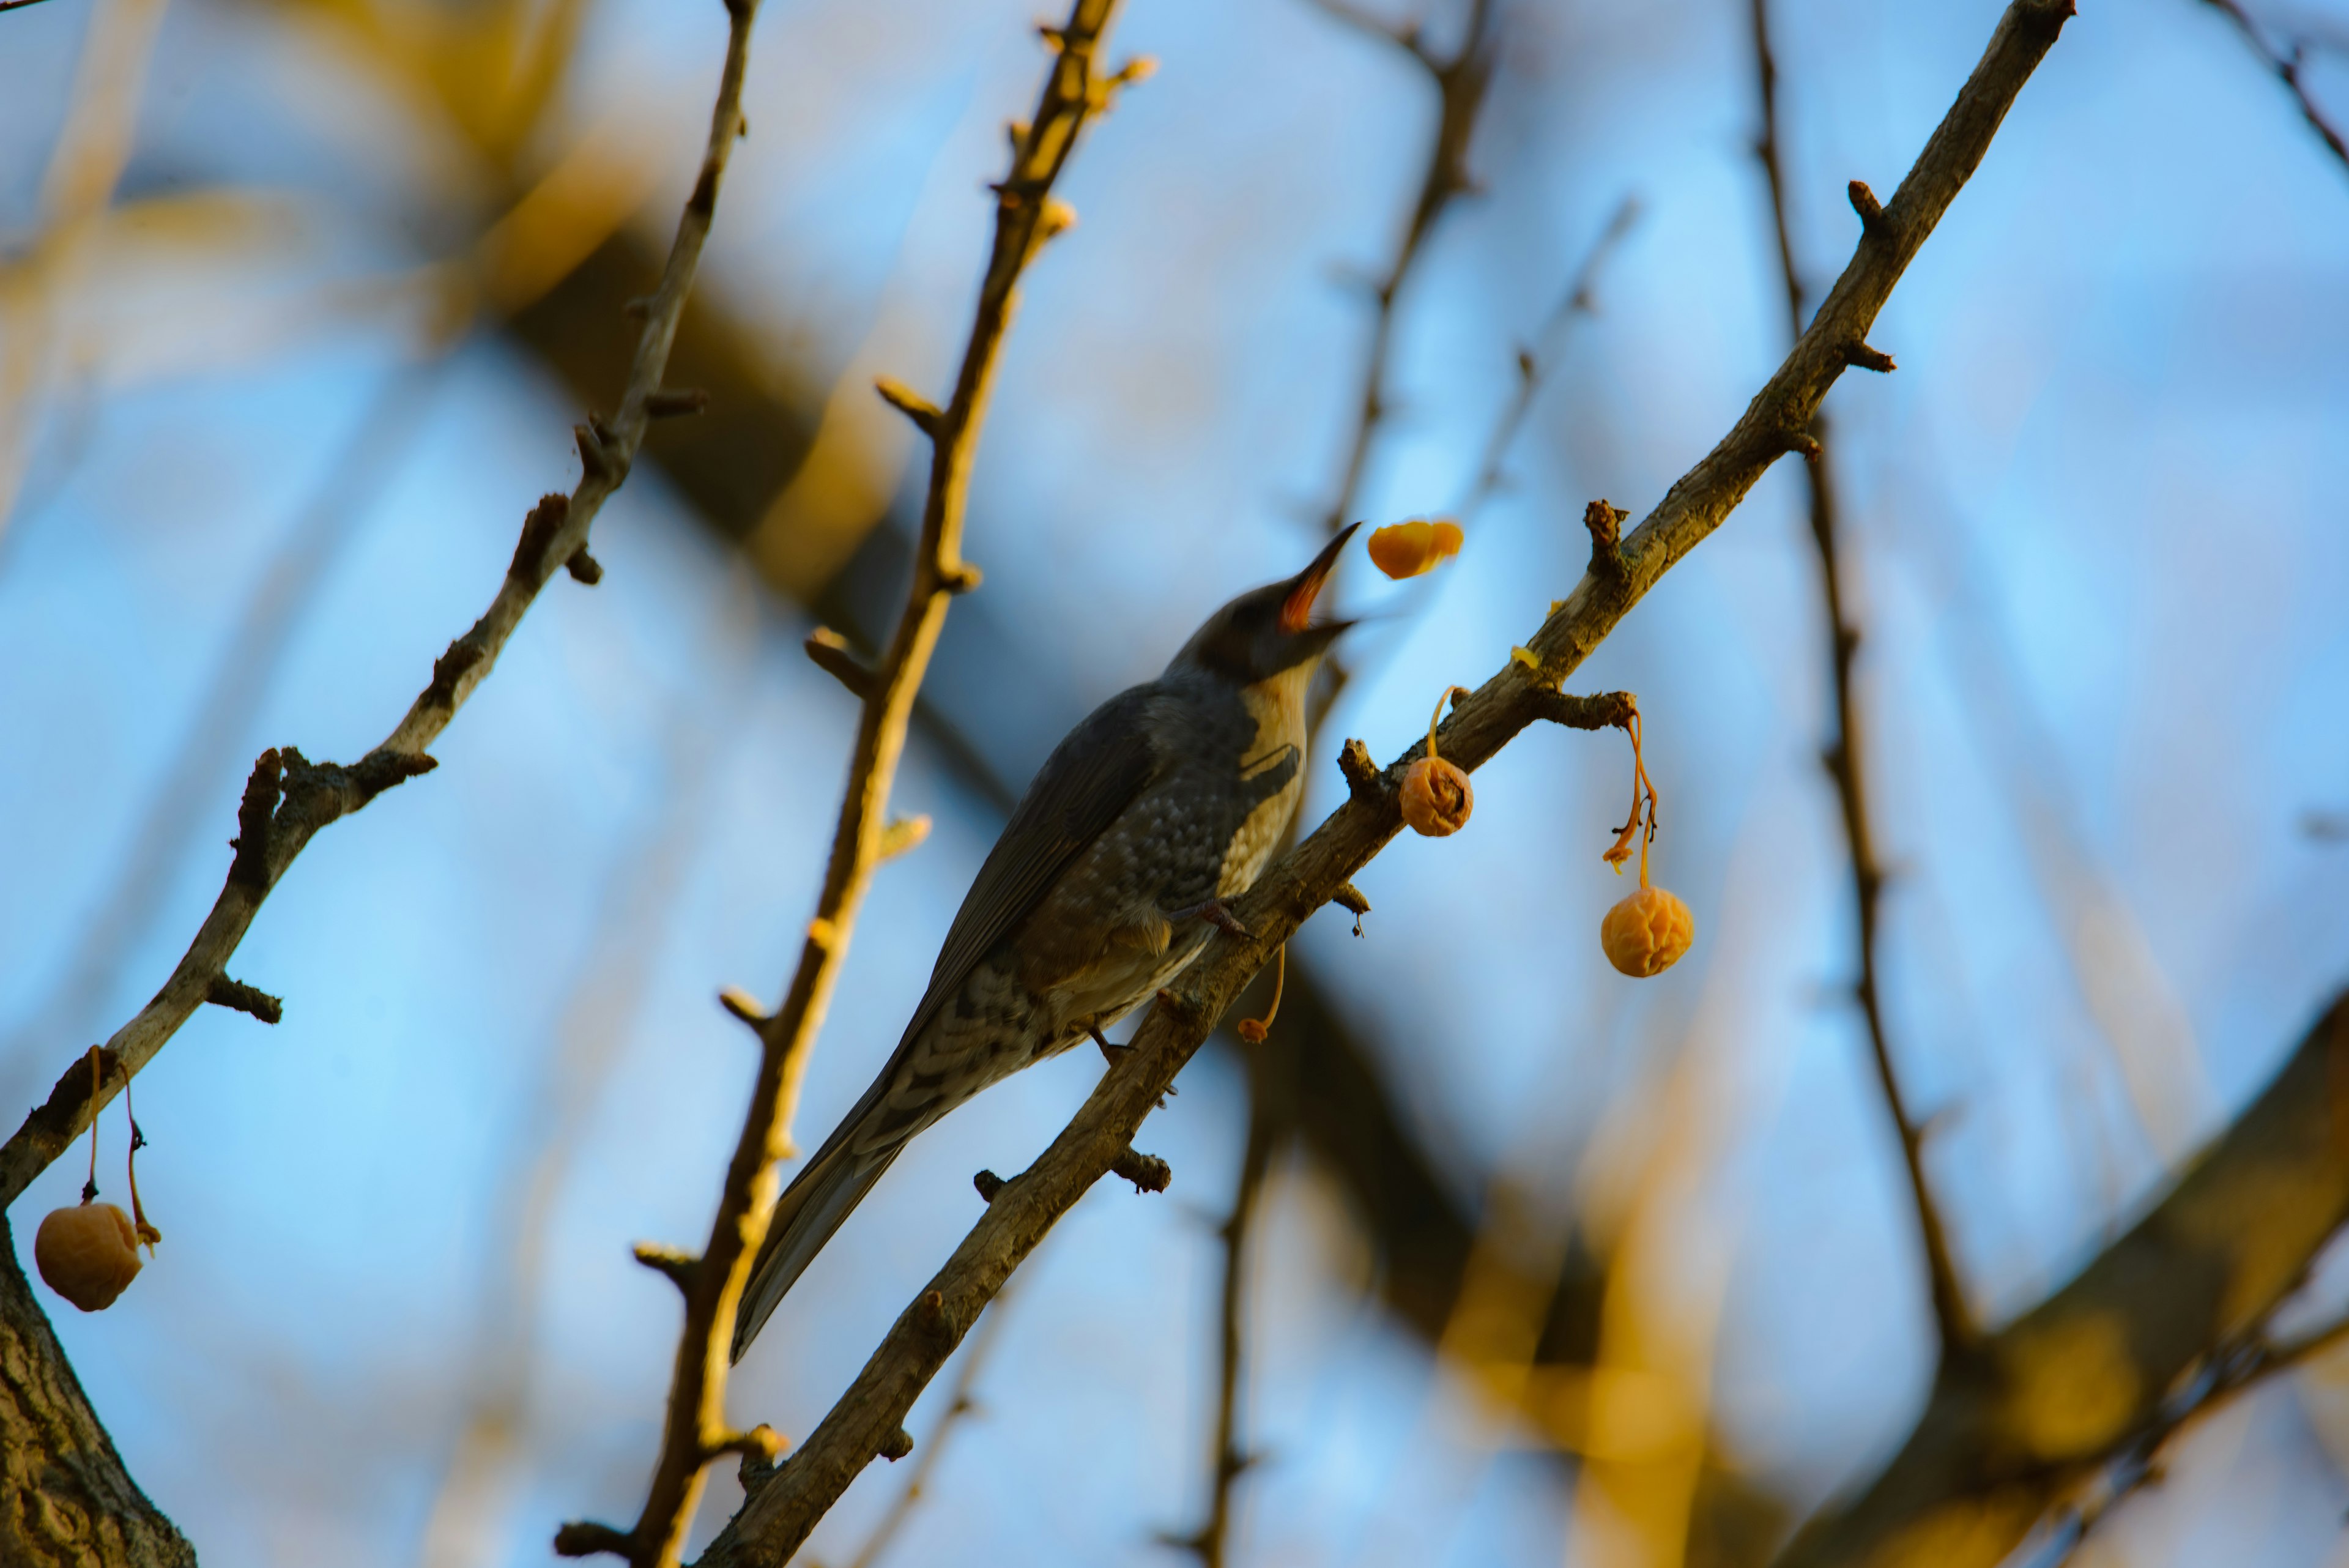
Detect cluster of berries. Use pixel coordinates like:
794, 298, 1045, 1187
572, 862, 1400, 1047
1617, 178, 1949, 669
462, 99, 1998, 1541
1367, 518, 1692, 979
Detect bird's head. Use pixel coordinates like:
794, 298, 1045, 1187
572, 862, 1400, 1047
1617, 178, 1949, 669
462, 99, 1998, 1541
1170, 522, 1359, 685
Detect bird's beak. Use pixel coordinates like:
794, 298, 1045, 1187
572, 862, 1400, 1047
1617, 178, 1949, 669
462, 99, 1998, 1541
1280, 521, 1362, 635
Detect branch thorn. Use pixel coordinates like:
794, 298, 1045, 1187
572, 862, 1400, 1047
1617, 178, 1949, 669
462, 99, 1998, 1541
878, 815, 932, 862
718, 987, 770, 1028
1338, 738, 1384, 802
804, 626, 877, 699
645, 387, 710, 419
1848, 179, 1889, 239
204, 974, 283, 1024
633, 1242, 699, 1290
873, 376, 941, 437
1584, 497, 1630, 587
1111, 1147, 1171, 1194
1842, 341, 1898, 373
552, 1520, 634, 1559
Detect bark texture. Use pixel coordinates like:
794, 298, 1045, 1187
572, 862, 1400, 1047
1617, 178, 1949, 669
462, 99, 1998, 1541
0, 1219, 195, 1568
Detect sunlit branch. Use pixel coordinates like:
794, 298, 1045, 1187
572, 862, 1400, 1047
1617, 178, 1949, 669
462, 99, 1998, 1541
696, 7, 2073, 1562
551, 3, 1137, 1564
836, 1275, 1023, 1568
0, 0, 755, 1213
1750, 0, 1971, 1354
1778, 992, 2349, 1568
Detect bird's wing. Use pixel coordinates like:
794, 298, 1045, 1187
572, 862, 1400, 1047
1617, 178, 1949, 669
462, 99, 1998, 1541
904, 681, 1162, 1044
731, 685, 1163, 1361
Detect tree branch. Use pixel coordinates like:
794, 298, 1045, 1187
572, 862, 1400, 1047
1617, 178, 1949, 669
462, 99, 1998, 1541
0, 0, 759, 1221
1165, 1070, 1278, 1567
551, 4, 1135, 1563
696, 6, 2072, 1561
1774, 991, 2349, 1568
0, 1214, 195, 1568
1456, 195, 1641, 527
2201, 0, 2349, 174
1751, 0, 1972, 1354
1310, 0, 1498, 538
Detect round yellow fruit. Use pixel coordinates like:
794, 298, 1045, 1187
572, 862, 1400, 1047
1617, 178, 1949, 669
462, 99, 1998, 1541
35, 1201, 144, 1312
1601, 885, 1694, 977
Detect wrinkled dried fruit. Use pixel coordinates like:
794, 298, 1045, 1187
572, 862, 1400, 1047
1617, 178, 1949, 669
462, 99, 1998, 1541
1367, 519, 1464, 580
1400, 756, 1474, 836
1600, 885, 1694, 978
35, 1202, 143, 1312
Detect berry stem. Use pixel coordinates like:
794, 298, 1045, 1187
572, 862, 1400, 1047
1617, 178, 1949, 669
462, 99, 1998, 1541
1425, 685, 1469, 762
81, 1047, 100, 1205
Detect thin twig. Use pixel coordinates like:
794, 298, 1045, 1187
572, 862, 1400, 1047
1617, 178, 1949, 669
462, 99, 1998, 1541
0, 365, 443, 1087
1165, 1085, 1278, 1567
1310, 0, 1499, 538
1193, 4, 1505, 1540
2202, 0, 2349, 173
0, 0, 755, 1214
1455, 195, 1641, 527
696, 7, 2073, 1561
1751, 0, 1972, 1353
2034, 1289, 2349, 1566
552, 4, 1135, 1564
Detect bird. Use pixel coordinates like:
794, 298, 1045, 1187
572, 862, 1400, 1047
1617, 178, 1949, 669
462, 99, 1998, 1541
732, 525, 1360, 1361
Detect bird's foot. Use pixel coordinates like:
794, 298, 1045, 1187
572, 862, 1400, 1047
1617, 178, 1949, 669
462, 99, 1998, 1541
1170, 897, 1250, 938
1089, 1024, 1129, 1066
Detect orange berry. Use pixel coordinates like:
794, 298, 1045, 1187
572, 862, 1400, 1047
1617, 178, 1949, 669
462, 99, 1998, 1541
1367, 519, 1464, 580
1600, 885, 1694, 977
1400, 756, 1474, 836
35, 1201, 144, 1311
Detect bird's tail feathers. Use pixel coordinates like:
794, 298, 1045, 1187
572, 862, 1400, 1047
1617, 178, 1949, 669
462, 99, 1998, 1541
730, 1140, 902, 1362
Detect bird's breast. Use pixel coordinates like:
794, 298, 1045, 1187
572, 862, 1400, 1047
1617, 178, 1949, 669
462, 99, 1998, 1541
1218, 661, 1314, 896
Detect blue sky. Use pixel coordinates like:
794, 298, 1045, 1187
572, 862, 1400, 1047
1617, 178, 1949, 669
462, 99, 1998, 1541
2, 0, 2347, 1564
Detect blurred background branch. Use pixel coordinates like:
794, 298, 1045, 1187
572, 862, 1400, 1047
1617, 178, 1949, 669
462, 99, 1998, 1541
1748, 0, 1973, 1356
2202, 0, 2349, 171
3, 0, 2345, 1561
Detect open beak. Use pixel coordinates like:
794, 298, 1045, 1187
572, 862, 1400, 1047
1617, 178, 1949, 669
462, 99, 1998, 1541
1280, 521, 1362, 635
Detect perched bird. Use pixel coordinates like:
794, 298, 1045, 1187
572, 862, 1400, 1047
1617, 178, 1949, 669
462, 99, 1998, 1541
733, 526, 1359, 1360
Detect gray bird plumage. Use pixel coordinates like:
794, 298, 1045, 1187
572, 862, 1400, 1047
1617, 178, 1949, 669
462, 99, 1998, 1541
732, 527, 1359, 1361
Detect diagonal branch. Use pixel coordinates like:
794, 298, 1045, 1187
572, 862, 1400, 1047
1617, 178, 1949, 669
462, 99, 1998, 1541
1774, 991, 2349, 1568
695, 6, 2073, 1562
549, 4, 1137, 1564
2201, 0, 2349, 174
1751, 0, 1972, 1355
0, 0, 759, 1219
